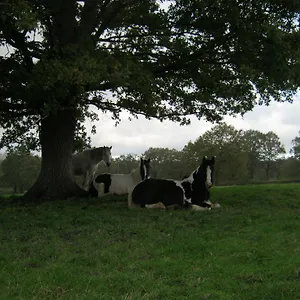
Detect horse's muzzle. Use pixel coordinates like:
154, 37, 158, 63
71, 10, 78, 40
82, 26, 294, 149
106, 162, 111, 167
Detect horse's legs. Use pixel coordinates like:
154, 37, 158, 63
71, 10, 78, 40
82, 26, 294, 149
128, 191, 141, 209
203, 199, 221, 209
79, 171, 86, 190
189, 205, 211, 211
165, 204, 182, 210
83, 169, 92, 191
210, 202, 221, 208
145, 202, 166, 209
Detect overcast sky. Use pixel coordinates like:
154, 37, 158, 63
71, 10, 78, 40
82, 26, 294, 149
83, 92, 300, 157
1, 93, 299, 157
1, 95, 299, 158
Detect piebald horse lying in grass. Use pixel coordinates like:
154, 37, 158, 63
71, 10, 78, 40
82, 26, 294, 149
128, 156, 220, 211
89, 158, 151, 197
72, 146, 112, 190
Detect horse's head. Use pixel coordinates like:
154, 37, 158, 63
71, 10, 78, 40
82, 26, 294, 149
103, 146, 112, 167
140, 158, 151, 180
181, 156, 215, 206
185, 156, 215, 187
93, 146, 112, 167
198, 156, 215, 188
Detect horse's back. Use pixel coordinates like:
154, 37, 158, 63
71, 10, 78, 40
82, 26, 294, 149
132, 178, 185, 207
94, 173, 135, 195
72, 151, 90, 174
110, 174, 136, 194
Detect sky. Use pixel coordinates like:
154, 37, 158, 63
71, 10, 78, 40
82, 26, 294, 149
84, 92, 300, 157
1, 92, 299, 158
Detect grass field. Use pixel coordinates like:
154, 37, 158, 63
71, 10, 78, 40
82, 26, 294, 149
1, 184, 300, 300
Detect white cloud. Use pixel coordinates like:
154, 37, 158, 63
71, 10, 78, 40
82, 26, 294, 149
1, 93, 299, 157
85, 92, 300, 157
222, 96, 300, 152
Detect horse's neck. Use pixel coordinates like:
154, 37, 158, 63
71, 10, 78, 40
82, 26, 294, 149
72, 153, 86, 169
72, 151, 99, 173
90, 148, 103, 163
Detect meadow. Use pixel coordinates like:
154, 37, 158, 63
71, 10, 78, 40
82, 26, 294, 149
1, 184, 300, 300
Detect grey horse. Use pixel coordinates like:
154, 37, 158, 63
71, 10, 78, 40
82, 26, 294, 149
72, 146, 112, 190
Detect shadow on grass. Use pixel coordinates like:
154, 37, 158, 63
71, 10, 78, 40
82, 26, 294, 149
0, 194, 26, 207
0, 192, 128, 210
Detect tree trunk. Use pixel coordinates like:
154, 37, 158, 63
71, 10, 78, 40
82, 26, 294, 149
23, 109, 87, 202
265, 161, 271, 179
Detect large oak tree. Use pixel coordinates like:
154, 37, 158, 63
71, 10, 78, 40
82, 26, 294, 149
0, 0, 299, 200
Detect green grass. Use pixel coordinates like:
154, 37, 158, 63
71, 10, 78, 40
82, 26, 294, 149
1, 184, 300, 300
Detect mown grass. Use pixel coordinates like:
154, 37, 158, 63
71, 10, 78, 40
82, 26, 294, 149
1, 184, 300, 300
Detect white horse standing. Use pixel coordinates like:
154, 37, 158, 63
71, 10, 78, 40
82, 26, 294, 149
90, 158, 151, 197
72, 146, 112, 190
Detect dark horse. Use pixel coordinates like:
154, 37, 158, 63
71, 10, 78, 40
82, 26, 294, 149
128, 156, 220, 211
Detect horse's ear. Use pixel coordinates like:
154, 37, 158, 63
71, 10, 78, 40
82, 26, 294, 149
202, 156, 207, 162
211, 156, 215, 163
109, 146, 112, 150
147, 158, 150, 163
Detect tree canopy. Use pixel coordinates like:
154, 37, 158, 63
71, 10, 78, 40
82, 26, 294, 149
0, 0, 299, 199
1, 0, 300, 147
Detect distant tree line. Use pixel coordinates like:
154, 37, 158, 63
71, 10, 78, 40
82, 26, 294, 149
0, 147, 41, 193
97, 123, 300, 185
1, 123, 300, 193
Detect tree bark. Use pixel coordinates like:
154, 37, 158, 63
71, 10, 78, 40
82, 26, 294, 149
23, 109, 87, 202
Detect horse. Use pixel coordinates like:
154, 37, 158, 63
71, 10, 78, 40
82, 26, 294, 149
128, 156, 220, 211
89, 158, 151, 197
181, 162, 220, 210
72, 146, 112, 190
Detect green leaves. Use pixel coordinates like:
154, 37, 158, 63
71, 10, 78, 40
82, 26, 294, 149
1, 0, 38, 31
1, 0, 300, 149
0, 146, 41, 193
291, 131, 300, 160
183, 123, 287, 183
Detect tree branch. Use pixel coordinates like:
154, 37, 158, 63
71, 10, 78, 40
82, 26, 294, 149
27, 41, 43, 59
97, 31, 183, 43
48, 0, 78, 46
84, 81, 116, 92
1, 20, 34, 70
78, 0, 102, 44
94, 1, 130, 41
0, 99, 27, 111
87, 97, 192, 120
